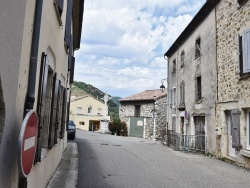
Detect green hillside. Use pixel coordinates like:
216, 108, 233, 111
72, 81, 120, 119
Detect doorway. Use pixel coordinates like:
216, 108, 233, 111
226, 112, 236, 157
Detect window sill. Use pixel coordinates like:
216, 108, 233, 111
240, 150, 250, 158
239, 72, 250, 80
194, 99, 203, 104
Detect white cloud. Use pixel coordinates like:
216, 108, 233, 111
75, 0, 206, 97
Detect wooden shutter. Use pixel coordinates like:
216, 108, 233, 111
243, 29, 250, 73
60, 88, 67, 138
35, 53, 49, 162
68, 35, 73, 71
230, 109, 241, 149
55, 82, 62, 143
48, 73, 60, 149
70, 56, 75, 83
56, 0, 64, 13
65, 0, 73, 48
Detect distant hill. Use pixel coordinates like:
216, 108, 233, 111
72, 81, 121, 119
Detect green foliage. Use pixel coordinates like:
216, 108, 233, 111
109, 118, 128, 136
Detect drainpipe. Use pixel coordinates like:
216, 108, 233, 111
20, 1, 44, 187
25, 0, 44, 112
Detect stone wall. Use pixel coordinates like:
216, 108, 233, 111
119, 95, 167, 139
216, 0, 250, 168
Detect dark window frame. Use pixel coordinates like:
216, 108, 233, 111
134, 105, 141, 117
172, 59, 176, 74
180, 51, 185, 68
195, 37, 201, 59
239, 29, 250, 78
64, 0, 73, 49
196, 76, 202, 101
180, 81, 185, 106
54, 0, 64, 26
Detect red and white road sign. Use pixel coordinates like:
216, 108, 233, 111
18, 110, 38, 178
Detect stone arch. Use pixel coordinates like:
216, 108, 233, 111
0, 77, 5, 146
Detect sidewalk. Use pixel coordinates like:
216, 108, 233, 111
47, 142, 78, 188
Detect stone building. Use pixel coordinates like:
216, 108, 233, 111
0, 0, 84, 187
215, 0, 250, 168
119, 90, 167, 139
164, 1, 219, 153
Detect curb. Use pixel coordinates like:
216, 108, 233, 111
47, 142, 78, 188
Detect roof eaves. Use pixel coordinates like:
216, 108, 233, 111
164, 0, 219, 58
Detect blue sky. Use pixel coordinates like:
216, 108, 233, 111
74, 0, 206, 98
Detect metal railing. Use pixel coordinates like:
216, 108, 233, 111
165, 130, 206, 153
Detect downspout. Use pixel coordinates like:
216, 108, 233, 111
25, 0, 44, 112
20, 1, 43, 187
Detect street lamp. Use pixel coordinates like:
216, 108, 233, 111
160, 78, 167, 93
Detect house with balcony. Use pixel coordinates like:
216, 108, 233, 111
119, 89, 167, 139
69, 95, 110, 131
0, 0, 84, 187
164, 1, 219, 153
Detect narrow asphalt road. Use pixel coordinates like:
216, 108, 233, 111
76, 130, 249, 188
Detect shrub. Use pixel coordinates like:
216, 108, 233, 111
109, 118, 127, 136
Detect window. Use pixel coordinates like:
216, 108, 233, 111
36, 53, 54, 161
247, 110, 250, 150
195, 37, 201, 58
77, 107, 82, 114
79, 121, 85, 125
172, 59, 176, 74
180, 81, 185, 106
135, 105, 141, 117
54, 0, 64, 26
180, 51, 185, 68
65, 0, 73, 49
239, 29, 250, 74
97, 108, 102, 115
88, 106, 92, 114
0, 78, 5, 147
230, 109, 241, 149
196, 76, 202, 101
172, 116, 176, 133
172, 88, 176, 107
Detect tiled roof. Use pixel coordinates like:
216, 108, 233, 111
119, 89, 167, 102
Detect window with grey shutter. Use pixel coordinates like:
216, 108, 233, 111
64, 0, 73, 49
230, 109, 241, 149
242, 29, 250, 73
35, 53, 49, 162
48, 73, 60, 149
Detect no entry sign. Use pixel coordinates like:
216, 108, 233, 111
18, 110, 38, 178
